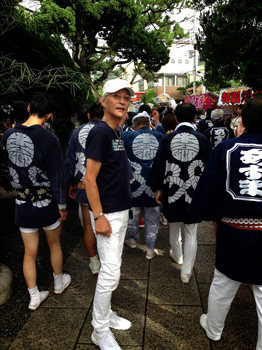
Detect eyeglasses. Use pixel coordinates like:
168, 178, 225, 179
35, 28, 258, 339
108, 93, 131, 102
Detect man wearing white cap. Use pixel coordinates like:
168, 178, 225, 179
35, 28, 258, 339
204, 109, 234, 149
123, 111, 165, 259
83, 78, 134, 350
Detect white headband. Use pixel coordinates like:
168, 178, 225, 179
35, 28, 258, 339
132, 111, 150, 123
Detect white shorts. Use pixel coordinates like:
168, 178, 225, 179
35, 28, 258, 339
19, 220, 61, 233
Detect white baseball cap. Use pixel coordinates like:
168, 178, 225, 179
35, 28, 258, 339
103, 78, 134, 96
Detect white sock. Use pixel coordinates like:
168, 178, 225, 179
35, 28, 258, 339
90, 255, 99, 262
28, 286, 39, 296
53, 272, 63, 286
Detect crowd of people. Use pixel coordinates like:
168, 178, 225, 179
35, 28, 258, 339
2, 78, 262, 350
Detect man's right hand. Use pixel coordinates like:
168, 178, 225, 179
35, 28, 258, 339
95, 214, 112, 237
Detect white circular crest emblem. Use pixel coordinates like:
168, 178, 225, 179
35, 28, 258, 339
171, 133, 199, 162
6, 132, 34, 167
132, 133, 159, 160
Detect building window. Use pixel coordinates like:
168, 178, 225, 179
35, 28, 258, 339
165, 76, 175, 86
171, 59, 175, 63
185, 60, 189, 64
139, 80, 144, 91
148, 81, 154, 89
178, 59, 182, 64
177, 76, 187, 87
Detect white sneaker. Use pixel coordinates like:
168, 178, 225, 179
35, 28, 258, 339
89, 259, 100, 275
169, 249, 183, 264
181, 273, 192, 283
28, 290, 49, 311
146, 248, 158, 260
200, 314, 221, 341
124, 238, 136, 248
91, 329, 121, 350
54, 273, 71, 294
109, 311, 131, 330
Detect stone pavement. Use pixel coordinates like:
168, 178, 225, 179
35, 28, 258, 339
8, 221, 257, 350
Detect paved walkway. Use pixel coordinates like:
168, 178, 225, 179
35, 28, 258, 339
8, 221, 257, 350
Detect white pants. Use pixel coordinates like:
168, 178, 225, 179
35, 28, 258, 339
206, 269, 262, 350
169, 222, 198, 275
90, 210, 129, 331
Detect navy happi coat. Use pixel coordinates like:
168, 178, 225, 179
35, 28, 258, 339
147, 122, 212, 223
123, 125, 164, 207
204, 120, 234, 149
3, 123, 66, 228
64, 119, 100, 203
190, 129, 262, 284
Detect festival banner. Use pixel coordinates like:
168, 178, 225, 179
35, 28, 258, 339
184, 93, 218, 110
218, 87, 262, 106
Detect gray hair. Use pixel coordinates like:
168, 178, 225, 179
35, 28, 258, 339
211, 109, 224, 121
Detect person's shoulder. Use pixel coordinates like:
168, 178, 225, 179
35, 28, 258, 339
159, 129, 175, 143
203, 126, 211, 134
152, 129, 166, 141
213, 137, 237, 153
69, 124, 84, 138
194, 128, 210, 140
3, 127, 13, 137
188, 129, 210, 146
123, 128, 137, 137
43, 129, 60, 144
87, 121, 111, 144
88, 120, 105, 133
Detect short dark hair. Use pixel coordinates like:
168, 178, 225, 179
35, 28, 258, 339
126, 112, 136, 126
139, 104, 152, 116
133, 117, 150, 127
241, 95, 262, 130
175, 103, 196, 123
162, 112, 177, 132
29, 92, 54, 118
89, 102, 104, 120
77, 104, 90, 125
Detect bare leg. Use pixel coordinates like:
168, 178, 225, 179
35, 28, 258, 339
81, 204, 97, 258
44, 223, 63, 275
20, 230, 39, 289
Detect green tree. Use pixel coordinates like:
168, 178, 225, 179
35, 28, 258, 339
192, 0, 262, 91
26, 0, 188, 94
0, 0, 93, 108
177, 80, 202, 95
141, 89, 156, 105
